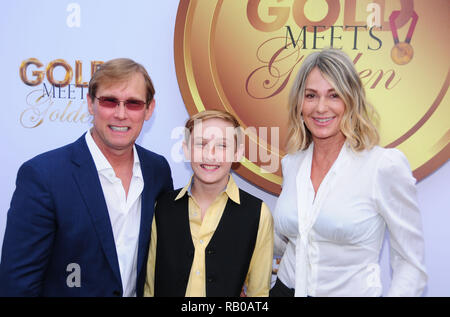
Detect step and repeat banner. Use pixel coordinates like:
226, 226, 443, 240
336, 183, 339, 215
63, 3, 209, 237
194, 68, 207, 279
0, 0, 448, 296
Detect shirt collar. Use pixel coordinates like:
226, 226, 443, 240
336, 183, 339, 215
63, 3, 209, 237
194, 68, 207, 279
85, 129, 141, 176
175, 173, 240, 205
308, 140, 352, 177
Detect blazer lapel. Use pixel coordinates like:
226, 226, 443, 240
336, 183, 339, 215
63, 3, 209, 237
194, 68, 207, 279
135, 147, 155, 277
70, 134, 122, 288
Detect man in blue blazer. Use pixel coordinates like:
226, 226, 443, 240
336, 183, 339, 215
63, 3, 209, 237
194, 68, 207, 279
0, 58, 173, 296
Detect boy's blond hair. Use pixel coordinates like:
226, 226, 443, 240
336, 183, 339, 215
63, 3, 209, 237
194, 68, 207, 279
184, 110, 243, 148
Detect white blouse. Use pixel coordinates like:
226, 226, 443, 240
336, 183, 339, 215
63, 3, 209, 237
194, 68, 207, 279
273, 142, 427, 297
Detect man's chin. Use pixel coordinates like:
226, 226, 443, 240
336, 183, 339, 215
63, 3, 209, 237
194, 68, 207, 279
103, 140, 136, 153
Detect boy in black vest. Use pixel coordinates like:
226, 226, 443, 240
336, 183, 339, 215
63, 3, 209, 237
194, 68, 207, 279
144, 110, 274, 297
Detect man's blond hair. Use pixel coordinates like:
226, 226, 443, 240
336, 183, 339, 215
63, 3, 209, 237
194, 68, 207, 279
88, 58, 155, 106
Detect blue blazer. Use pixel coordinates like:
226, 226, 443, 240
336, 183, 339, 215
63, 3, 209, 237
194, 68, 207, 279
0, 134, 173, 296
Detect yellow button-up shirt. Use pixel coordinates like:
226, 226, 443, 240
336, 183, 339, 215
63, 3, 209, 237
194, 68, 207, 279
144, 174, 274, 297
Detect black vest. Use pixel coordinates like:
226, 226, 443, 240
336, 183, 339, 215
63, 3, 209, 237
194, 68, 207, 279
154, 188, 262, 297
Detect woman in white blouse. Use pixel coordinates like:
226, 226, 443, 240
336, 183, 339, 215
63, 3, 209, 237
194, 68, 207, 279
271, 48, 427, 297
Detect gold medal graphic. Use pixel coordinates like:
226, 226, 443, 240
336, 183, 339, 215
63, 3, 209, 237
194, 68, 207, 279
175, 0, 449, 194
390, 10, 418, 65
391, 42, 414, 66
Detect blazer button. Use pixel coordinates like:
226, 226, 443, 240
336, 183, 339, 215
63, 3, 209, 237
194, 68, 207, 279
207, 277, 214, 283
113, 290, 121, 297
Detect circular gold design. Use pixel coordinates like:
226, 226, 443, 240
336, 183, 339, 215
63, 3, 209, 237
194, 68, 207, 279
175, 0, 450, 195
391, 42, 414, 65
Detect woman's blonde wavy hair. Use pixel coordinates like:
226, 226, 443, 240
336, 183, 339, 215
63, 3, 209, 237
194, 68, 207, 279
286, 48, 380, 153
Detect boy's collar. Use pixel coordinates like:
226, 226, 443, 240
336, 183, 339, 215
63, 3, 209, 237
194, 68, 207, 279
175, 174, 240, 205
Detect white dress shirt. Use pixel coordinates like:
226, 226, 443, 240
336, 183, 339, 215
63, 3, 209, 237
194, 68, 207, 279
85, 131, 143, 297
273, 142, 427, 297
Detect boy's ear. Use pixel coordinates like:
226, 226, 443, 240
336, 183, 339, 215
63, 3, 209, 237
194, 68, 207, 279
182, 141, 191, 162
234, 142, 244, 162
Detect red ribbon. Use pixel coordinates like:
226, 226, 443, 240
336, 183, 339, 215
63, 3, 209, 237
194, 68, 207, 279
389, 10, 418, 44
